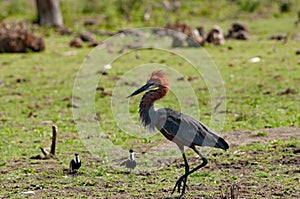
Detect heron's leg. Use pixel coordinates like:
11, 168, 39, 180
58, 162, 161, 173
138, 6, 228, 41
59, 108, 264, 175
188, 146, 208, 175
180, 149, 189, 197
173, 146, 208, 195
172, 146, 189, 197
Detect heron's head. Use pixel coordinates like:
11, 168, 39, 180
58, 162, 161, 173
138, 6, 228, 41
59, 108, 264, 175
128, 70, 170, 98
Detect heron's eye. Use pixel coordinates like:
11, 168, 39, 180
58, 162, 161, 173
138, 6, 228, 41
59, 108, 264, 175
150, 83, 161, 89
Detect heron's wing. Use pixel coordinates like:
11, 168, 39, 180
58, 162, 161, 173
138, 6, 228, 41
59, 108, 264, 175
157, 108, 229, 150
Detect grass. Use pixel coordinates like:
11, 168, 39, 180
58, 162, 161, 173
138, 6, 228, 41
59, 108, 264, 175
1, 0, 300, 28
0, 1, 300, 198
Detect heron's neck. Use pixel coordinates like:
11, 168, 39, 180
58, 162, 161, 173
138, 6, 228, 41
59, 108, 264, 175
139, 87, 168, 128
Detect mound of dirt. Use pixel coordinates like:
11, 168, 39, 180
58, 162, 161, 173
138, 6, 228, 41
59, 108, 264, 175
0, 21, 45, 53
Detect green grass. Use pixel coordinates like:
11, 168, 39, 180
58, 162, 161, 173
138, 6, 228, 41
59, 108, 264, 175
0, 2, 300, 198
1, 0, 300, 28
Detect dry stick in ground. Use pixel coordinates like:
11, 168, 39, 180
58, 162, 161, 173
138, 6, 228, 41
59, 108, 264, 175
220, 183, 240, 199
40, 147, 48, 156
31, 125, 58, 159
50, 125, 57, 156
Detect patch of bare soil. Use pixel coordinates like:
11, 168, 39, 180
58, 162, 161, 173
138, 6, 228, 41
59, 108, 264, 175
162, 127, 299, 198
2, 127, 298, 199
223, 127, 300, 147
172, 127, 300, 199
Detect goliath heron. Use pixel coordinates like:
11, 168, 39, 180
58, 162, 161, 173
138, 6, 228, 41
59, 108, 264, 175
69, 153, 81, 173
128, 70, 229, 198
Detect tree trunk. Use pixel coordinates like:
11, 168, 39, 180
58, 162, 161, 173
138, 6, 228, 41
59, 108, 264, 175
36, 0, 63, 27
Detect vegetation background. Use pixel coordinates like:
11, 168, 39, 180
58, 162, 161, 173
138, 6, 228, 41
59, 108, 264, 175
0, 0, 299, 198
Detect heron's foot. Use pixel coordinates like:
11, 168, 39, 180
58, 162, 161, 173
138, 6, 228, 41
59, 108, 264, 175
171, 175, 187, 195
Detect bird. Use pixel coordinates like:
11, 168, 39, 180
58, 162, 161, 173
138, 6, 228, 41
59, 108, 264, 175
69, 153, 81, 173
120, 149, 137, 173
127, 70, 229, 198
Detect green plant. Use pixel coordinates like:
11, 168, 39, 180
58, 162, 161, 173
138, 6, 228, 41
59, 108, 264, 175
279, 0, 292, 13
237, 0, 260, 12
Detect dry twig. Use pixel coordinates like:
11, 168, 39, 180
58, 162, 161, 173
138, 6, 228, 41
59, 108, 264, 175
30, 125, 58, 159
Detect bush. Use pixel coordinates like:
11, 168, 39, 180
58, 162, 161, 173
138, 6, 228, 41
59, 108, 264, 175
279, 0, 292, 13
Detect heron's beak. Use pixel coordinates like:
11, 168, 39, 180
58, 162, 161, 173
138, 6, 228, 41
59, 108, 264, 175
127, 82, 154, 98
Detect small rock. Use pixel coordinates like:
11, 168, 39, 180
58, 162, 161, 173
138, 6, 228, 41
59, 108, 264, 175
20, 191, 35, 195
96, 87, 104, 92
186, 36, 201, 47
206, 25, 225, 45
187, 76, 198, 81
16, 78, 28, 83
226, 22, 249, 40
100, 71, 108, 75
67, 103, 80, 108
100, 92, 112, 97
80, 32, 95, 42
232, 22, 248, 32
55, 26, 73, 35
233, 30, 249, 40
88, 40, 100, 47
249, 57, 260, 63
196, 26, 206, 38
278, 88, 297, 95
296, 49, 300, 55
177, 77, 184, 81
187, 29, 205, 47
104, 64, 112, 70
69, 37, 83, 48
269, 34, 287, 41
171, 32, 186, 47
83, 19, 98, 26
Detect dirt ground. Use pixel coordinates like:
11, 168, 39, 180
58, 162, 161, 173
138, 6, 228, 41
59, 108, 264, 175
1, 127, 299, 199
224, 126, 300, 147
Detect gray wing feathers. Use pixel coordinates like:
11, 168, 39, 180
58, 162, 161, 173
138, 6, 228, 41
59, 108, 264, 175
157, 108, 229, 150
